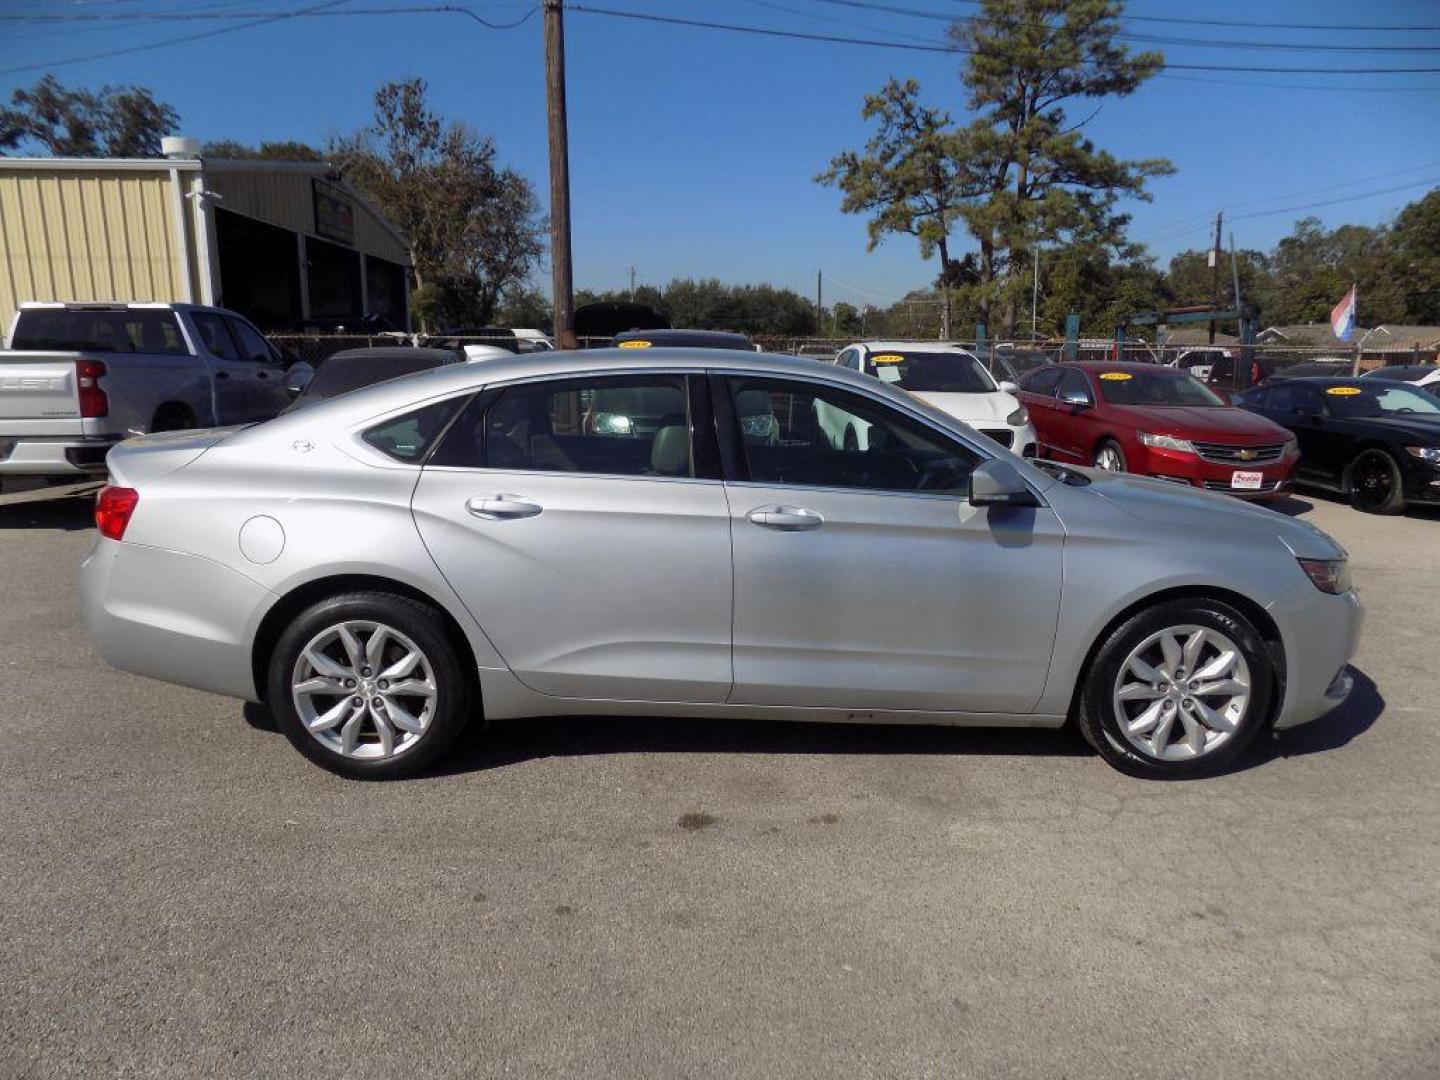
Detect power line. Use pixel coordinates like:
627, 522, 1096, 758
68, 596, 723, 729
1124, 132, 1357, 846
0, 2, 537, 76
563, 6, 1440, 74
812, 0, 1440, 47
1228, 176, 1440, 221
928, 0, 1440, 32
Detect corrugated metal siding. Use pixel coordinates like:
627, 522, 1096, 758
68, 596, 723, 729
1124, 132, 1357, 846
205, 168, 410, 266
0, 169, 183, 331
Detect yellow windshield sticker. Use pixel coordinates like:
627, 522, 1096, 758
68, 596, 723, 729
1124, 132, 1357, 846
1099, 372, 1132, 381
1326, 386, 1362, 396
618, 340, 651, 349
871, 353, 905, 364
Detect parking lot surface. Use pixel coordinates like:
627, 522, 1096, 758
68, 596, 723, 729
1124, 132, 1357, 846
1, 485, 1437, 1079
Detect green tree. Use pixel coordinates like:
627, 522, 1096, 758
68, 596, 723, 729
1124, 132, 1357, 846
200, 139, 326, 162
1392, 189, 1440, 324
821, 1, 1171, 336
0, 75, 178, 157
495, 285, 553, 328
331, 79, 545, 330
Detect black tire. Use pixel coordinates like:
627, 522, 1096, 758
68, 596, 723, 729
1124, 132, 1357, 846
1075, 598, 1274, 780
1093, 438, 1127, 472
151, 404, 197, 433
843, 426, 859, 451
1347, 448, 1405, 515
267, 591, 475, 780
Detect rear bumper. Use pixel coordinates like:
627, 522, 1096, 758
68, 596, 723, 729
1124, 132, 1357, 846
0, 435, 118, 476
80, 538, 272, 701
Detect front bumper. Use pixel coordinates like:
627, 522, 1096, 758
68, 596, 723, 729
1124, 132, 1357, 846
0, 435, 118, 477
1267, 581, 1364, 731
974, 421, 1038, 458
80, 538, 273, 701
1136, 443, 1298, 499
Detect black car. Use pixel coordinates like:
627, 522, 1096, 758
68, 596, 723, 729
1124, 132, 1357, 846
1234, 376, 1440, 513
1272, 359, 1354, 380
612, 328, 756, 351
283, 347, 461, 413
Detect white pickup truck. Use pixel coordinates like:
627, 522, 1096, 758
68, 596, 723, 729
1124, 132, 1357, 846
0, 302, 311, 489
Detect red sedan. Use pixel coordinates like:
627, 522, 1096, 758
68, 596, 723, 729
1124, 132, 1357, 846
1016, 363, 1299, 498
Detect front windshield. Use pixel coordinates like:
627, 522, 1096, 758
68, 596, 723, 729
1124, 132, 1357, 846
865, 351, 996, 393
1323, 384, 1440, 417
1095, 369, 1224, 407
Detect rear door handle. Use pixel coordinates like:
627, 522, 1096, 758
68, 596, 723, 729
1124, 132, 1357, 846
255, 370, 271, 380
467, 495, 543, 520
747, 505, 824, 531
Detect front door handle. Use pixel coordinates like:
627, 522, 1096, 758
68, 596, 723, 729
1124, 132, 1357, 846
747, 505, 824, 531
467, 495, 543, 520
255, 370, 271, 380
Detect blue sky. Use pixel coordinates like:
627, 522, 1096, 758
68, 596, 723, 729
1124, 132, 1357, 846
3, 0, 1438, 309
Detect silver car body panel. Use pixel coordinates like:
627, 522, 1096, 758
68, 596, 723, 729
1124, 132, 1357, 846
80, 348, 1360, 736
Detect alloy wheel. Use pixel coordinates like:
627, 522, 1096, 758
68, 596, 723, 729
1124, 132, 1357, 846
1111, 624, 1251, 762
291, 620, 437, 760
1353, 453, 1396, 511
1095, 445, 1124, 471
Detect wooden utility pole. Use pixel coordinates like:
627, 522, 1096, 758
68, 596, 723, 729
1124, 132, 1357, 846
816, 270, 822, 333
544, 0, 576, 348
1208, 210, 1223, 345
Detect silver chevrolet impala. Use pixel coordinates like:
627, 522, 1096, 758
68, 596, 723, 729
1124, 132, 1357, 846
80, 349, 1362, 780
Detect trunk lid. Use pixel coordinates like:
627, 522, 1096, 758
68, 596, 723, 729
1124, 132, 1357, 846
105, 427, 241, 486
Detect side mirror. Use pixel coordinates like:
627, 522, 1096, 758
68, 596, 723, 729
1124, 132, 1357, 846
1059, 389, 1092, 408
284, 362, 315, 398
998, 380, 1020, 394
969, 459, 1040, 508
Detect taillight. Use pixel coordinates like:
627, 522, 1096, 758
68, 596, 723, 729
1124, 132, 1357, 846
95, 486, 139, 540
77, 358, 108, 418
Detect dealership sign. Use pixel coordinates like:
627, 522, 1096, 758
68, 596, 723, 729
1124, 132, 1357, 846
312, 178, 356, 246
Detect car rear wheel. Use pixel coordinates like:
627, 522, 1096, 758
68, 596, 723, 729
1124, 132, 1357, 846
1347, 448, 1405, 515
267, 591, 475, 779
1076, 598, 1273, 779
1093, 439, 1127, 472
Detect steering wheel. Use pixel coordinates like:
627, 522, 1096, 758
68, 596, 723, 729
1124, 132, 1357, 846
915, 459, 959, 490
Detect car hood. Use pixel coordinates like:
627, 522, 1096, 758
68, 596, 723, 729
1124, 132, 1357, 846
1079, 468, 1345, 560
1352, 415, 1440, 443
907, 389, 1019, 426
1105, 404, 1289, 441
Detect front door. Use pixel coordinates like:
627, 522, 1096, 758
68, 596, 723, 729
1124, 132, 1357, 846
189, 310, 264, 424
717, 374, 1064, 714
410, 372, 734, 703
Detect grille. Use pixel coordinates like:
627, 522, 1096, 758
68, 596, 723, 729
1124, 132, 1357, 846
1192, 441, 1285, 465
1202, 478, 1284, 493
981, 428, 1014, 448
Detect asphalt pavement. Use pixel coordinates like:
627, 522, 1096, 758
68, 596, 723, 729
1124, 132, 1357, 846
1, 483, 1436, 1079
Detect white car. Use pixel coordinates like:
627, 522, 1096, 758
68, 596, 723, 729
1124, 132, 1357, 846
831, 341, 1037, 456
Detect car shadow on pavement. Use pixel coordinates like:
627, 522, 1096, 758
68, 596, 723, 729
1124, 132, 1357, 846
0, 486, 99, 531
1264, 495, 1315, 518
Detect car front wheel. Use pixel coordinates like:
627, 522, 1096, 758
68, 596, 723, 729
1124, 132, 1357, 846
267, 591, 475, 779
1347, 448, 1405, 515
1093, 439, 1127, 472
1076, 598, 1274, 779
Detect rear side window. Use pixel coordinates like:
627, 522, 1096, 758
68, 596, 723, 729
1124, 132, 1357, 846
362, 398, 468, 462
11, 308, 188, 355
429, 375, 697, 479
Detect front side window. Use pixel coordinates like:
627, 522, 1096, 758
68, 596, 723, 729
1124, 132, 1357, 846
430, 375, 696, 478
726, 377, 982, 495
862, 350, 996, 393
226, 317, 277, 363
1056, 368, 1094, 405
1021, 366, 1064, 397
192, 312, 241, 361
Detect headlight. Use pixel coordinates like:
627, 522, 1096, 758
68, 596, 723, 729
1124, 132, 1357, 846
1298, 557, 1351, 595
1006, 405, 1029, 426
1405, 445, 1440, 464
1283, 435, 1299, 455
1137, 432, 1195, 454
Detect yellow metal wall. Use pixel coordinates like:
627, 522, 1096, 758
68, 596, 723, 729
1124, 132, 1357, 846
0, 168, 185, 332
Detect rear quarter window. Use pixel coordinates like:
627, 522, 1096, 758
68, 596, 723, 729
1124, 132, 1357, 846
362, 398, 468, 462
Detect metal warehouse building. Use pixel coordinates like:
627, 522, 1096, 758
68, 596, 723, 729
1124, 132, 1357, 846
0, 148, 411, 334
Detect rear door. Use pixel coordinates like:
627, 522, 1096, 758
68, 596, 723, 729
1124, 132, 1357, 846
410, 371, 735, 703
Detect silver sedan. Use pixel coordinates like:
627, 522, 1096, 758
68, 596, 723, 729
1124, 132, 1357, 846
80, 349, 1362, 780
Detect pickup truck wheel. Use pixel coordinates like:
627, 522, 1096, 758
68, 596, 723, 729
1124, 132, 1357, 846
151, 405, 197, 433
